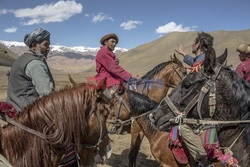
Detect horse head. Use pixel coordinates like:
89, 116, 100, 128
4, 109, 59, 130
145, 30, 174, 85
149, 48, 228, 131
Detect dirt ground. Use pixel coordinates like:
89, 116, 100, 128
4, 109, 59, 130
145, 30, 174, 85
98, 134, 159, 167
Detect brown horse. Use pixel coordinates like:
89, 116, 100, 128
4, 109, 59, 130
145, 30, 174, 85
0, 78, 114, 167
106, 55, 187, 167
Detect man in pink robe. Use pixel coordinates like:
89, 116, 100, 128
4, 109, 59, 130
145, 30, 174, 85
94, 33, 133, 89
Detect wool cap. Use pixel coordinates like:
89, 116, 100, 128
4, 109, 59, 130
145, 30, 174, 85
237, 43, 250, 54
100, 33, 119, 45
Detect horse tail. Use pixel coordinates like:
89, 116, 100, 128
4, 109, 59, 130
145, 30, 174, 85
68, 74, 78, 86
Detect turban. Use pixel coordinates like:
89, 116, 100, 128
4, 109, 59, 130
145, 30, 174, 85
100, 33, 119, 45
24, 28, 50, 47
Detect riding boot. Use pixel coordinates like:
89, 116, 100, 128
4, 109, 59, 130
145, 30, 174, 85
198, 156, 214, 167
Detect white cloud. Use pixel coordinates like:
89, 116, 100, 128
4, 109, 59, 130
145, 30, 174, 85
120, 20, 143, 30
86, 13, 113, 23
156, 22, 197, 34
4, 26, 18, 33
7, 1, 83, 25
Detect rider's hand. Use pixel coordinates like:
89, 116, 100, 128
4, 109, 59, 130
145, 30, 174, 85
132, 74, 140, 79
115, 57, 119, 64
175, 44, 187, 56
149, 110, 172, 132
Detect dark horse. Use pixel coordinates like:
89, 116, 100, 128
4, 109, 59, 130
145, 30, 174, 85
106, 55, 187, 167
0, 78, 114, 167
149, 49, 250, 167
114, 50, 228, 167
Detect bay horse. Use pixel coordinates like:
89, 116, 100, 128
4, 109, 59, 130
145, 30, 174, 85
150, 49, 250, 166
106, 55, 187, 167
0, 78, 114, 167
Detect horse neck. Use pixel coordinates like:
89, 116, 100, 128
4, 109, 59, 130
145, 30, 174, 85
135, 116, 159, 142
146, 65, 175, 102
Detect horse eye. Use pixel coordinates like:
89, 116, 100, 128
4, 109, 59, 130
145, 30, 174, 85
182, 82, 190, 89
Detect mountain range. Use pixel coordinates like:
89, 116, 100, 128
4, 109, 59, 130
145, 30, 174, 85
1, 29, 250, 75
0, 40, 128, 73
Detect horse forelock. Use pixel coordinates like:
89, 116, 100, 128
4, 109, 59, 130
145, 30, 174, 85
1, 84, 105, 166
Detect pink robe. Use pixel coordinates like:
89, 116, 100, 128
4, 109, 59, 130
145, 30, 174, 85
94, 46, 132, 88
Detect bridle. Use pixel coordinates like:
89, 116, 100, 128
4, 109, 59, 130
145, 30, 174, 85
107, 62, 186, 134
162, 64, 222, 119
165, 63, 186, 88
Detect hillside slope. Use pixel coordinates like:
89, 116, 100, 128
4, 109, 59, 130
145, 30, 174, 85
116, 29, 250, 75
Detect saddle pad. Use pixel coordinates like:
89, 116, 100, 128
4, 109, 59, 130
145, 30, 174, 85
0, 102, 17, 118
59, 145, 77, 167
171, 146, 189, 164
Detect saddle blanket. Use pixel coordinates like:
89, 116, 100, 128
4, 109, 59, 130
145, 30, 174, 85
169, 126, 221, 164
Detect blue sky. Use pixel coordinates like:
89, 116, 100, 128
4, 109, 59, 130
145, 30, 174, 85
0, 0, 249, 49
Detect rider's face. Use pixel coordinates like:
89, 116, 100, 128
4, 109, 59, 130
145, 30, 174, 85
35, 39, 51, 58
105, 38, 117, 51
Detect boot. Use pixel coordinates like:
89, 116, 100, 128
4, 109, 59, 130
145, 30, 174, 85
198, 156, 214, 167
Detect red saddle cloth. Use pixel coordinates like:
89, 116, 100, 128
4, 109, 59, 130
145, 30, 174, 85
169, 126, 189, 164
0, 101, 17, 118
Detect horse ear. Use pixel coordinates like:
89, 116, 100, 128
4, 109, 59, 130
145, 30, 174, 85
203, 47, 216, 75
216, 48, 228, 65
68, 74, 78, 86
170, 55, 173, 61
96, 77, 107, 94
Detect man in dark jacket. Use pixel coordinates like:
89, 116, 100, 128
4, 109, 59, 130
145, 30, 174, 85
7, 28, 55, 112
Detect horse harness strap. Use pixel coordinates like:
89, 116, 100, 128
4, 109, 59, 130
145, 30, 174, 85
164, 96, 183, 116
164, 90, 201, 116
0, 112, 46, 139
197, 65, 222, 119
164, 64, 222, 118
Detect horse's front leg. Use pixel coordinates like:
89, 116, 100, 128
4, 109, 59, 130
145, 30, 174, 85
128, 120, 144, 167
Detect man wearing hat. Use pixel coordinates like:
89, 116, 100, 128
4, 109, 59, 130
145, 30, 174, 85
235, 43, 250, 83
95, 33, 134, 89
6, 28, 55, 113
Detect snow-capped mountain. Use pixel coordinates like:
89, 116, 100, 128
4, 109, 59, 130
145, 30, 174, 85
0, 40, 128, 73
0, 40, 128, 57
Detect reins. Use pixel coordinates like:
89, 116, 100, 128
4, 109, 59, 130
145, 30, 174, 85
0, 112, 46, 139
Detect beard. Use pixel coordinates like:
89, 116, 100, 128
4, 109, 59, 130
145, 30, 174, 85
34, 45, 48, 58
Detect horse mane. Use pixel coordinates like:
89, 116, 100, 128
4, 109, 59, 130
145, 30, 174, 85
1, 84, 98, 166
141, 61, 172, 80
228, 68, 250, 144
126, 90, 158, 132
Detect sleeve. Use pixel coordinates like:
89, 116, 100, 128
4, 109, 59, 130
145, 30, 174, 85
235, 64, 245, 80
183, 54, 195, 67
25, 60, 54, 97
96, 52, 132, 81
